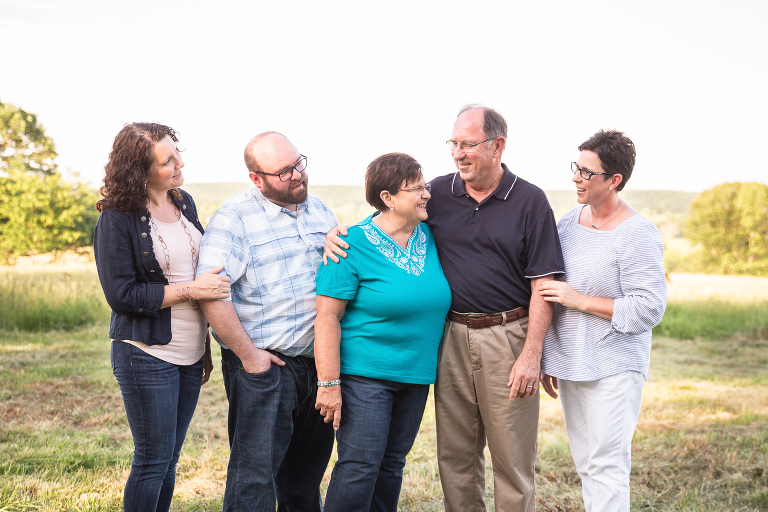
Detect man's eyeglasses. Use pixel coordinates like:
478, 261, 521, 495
400, 183, 432, 194
571, 162, 609, 181
446, 138, 493, 153
260, 155, 307, 182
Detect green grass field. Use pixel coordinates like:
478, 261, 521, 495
1, 260, 767, 511
0, 259, 109, 332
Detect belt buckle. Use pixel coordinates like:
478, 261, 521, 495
463, 314, 477, 328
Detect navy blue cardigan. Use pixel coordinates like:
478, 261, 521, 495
93, 189, 205, 346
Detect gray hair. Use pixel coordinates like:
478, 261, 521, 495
457, 104, 507, 142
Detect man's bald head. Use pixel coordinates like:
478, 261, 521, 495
244, 131, 292, 175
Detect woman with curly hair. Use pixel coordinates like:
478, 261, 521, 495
94, 122, 230, 512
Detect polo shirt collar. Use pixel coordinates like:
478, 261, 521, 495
251, 186, 309, 220
450, 163, 518, 201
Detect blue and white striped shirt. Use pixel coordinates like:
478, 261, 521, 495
197, 187, 337, 357
541, 206, 667, 381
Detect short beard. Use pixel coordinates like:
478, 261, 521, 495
260, 175, 309, 206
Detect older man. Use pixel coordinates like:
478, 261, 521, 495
429, 106, 564, 511
325, 105, 564, 511
197, 132, 337, 512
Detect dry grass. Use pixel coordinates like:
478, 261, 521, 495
667, 273, 768, 303
2, 248, 96, 272
1, 265, 767, 511
2, 332, 767, 511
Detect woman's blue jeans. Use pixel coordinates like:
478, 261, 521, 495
324, 374, 429, 512
111, 341, 203, 512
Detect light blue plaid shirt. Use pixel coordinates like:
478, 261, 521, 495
197, 186, 337, 357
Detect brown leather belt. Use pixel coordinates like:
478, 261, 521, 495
447, 308, 529, 328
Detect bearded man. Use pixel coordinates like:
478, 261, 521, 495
197, 132, 337, 512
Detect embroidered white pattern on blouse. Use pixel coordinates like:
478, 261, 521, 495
362, 222, 427, 275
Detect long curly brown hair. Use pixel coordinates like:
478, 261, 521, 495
96, 122, 182, 212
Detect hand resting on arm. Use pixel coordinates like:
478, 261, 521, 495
160, 265, 231, 308
536, 280, 614, 400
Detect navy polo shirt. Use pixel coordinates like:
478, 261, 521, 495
427, 164, 564, 313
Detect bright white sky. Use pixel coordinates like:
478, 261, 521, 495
1, 0, 766, 192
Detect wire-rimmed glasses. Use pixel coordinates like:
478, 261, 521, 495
400, 183, 432, 194
446, 138, 493, 153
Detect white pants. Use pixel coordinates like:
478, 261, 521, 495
560, 371, 644, 512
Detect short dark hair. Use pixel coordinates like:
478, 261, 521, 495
457, 104, 507, 140
365, 153, 423, 212
97, 122, 181, 213
578, 130, 636, 192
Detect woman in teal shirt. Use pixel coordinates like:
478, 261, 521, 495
315, 153, 452, 511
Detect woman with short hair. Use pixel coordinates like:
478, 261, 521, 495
539, 130, 667, 512
94, 122, 230, 512
314, 152, 452, 512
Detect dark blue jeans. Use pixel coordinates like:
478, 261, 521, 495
324, 374, 430, 512
110, 341, 203, 512
220, 348, 335, 512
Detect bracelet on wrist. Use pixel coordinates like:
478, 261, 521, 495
176, 286, 193, 303
317, 379, 341, 387
175, 286, 200, 310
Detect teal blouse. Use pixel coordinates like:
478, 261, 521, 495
316, 214, 452, 384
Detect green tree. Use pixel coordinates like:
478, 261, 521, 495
685, 182, 768, 276
0, 101, 57, 175
0, 100, 99, 263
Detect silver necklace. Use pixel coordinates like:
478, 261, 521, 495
590, 200, 624, 230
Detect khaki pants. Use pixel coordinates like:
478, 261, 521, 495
435, 312, 539, 512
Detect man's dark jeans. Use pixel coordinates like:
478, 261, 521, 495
220, 347, 335, 512
324, 374, 429, 512
111, 341, 203, 512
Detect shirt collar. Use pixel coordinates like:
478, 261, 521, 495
450, 163, 518, 201
250, 186, 309, 220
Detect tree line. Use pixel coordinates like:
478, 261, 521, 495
1, 101, 766, 274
